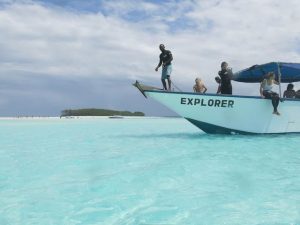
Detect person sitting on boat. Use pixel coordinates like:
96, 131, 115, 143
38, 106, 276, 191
215, 76, 221, 94
193, 78, 207, 93
283, 83, 296, 98
218, 61, 233, 95
155, 44, 173, 91
260, 72, 280, 115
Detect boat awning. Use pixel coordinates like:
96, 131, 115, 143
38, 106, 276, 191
232, 62, 300, 83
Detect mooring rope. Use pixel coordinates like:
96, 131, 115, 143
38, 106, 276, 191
171, 80, 183, 92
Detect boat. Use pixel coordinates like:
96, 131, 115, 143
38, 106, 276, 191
134, 62, 300, 134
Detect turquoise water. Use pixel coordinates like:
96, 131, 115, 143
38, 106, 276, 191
0, 117, 300, 225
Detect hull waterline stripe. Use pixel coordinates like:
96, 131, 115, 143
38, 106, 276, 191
185, 118, 300, 135
185, 118, 255, 134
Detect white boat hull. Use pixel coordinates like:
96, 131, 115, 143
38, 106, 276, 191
145, 90, 300, 134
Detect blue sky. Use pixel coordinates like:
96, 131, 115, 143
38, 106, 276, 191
0, 0, 300, 116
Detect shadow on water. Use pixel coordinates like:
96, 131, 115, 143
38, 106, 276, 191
117, 132, 300, 141
119, 132, 205, 140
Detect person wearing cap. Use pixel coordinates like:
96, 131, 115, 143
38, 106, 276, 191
155, 44, 173, 91
193, 78, 207, 93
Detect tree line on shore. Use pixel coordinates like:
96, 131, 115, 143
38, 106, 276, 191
61, 108, 145, 117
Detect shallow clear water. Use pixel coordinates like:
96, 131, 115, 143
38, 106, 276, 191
0, 117, 300, 225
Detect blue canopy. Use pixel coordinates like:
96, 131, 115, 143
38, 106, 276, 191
232, 62, 300, 83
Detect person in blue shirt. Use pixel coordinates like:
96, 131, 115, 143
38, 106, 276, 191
155, 44, 173, 91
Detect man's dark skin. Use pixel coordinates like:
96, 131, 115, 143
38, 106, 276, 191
155, 44, 173, 90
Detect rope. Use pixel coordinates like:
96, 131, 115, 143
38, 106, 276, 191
171, 80, 182, 92
277, 62, 282, 99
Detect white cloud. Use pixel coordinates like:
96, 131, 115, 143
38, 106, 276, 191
0, 0, 300, 95
101, 0, 160, 16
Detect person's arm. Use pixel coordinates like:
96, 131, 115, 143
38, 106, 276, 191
216, 84, 221, 94
227, 68, 233, 79
203, 85, 207, 94
155, 57, 162, 71
283, 91, 286, 98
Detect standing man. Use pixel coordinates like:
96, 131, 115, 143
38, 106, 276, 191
218, 61, 233, 95
155, 44, 173, 91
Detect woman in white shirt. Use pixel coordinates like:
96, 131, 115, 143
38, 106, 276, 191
260, 72, 280, 115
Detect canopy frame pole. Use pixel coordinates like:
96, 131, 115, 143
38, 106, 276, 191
277, 62, 282, 98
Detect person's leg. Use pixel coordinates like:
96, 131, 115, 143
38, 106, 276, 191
263, 91, 271, 99
271, 98, 277, 112
161, 67, 167, 90
166, 65, 172, 91
274, 95, 280, 114
161, 79, 167, 90
167, 76, 171, 91
271, 93, 280, 114
263, 91, 276, 114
